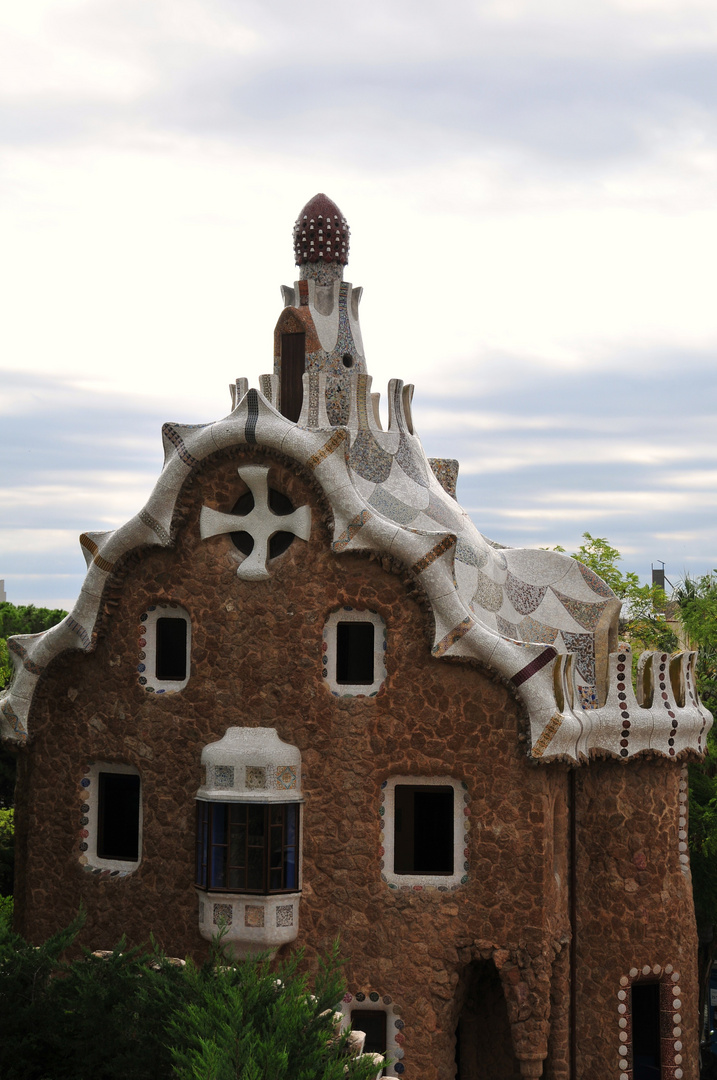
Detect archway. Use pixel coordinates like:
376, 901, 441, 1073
454, 959, 521, 1079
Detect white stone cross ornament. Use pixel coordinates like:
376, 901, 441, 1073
199, 465, 311, 580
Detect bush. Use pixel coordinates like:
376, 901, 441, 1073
0, 917, 383, 1080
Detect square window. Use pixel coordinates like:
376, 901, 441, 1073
381, 777, 467, 890
196, 801, 300, 895
394, 785, 454, 875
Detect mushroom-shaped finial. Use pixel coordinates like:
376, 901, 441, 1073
293, 193, 350, 267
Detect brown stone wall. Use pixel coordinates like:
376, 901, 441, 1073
11, 448, 699, 1079
574, 760, 699, 1080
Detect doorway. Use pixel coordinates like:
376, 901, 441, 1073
454, 960, 521, 1079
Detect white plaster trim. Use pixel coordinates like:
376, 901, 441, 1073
322, 608, 387, 698
139, 603, 191, 693
79, 762, 142, 876
380, 776, 469, 892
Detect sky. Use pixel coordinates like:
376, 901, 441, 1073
2, 0, 717, 610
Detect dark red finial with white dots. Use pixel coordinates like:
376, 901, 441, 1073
293, 194, 350, 266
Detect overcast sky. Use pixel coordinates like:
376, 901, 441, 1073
2, 0, 717, 610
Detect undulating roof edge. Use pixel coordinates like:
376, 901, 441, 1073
1, 375, 711, 763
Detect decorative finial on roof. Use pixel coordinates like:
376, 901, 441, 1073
293, 194, 350, 268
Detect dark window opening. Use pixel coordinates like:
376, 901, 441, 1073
394, 785, 454, 875
336, 622, 375, 684
196, 802, 299, 894
342, 353, 354, 368
350, 1011, 386, 1076
230, 488, 296, 559
280, 332, 306, 422
155, 617, 187, 681
97, 772, 140, 861
632, 981, 661, 1080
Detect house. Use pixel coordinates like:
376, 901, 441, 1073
1, 193, 709, 1079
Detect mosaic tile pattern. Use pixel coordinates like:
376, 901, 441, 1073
433, 617, 474, 658
551, 588, 609, 631
246, 766, 266, 790
454, 537, 487, 569
213, 765, 234, 789
511, 647, 557, 688
577, 684, 599, 710
333, 510, 371, 552
162, 424, 199, 468
496, 616, 519, 638
471, 571, 504, 613
349, 431, 393, 483
66, 616, 90, 649
531, 713, 563, 758
8, 639, 45, 676
562, 632, 596, 685
577, 561, 616, 598
411, 536, 456, 575
276, 765, 297, 789
505, 572, 547, 616
368, 487, 420, 526
425, 491, 459, 528
79, 533, 115, 573
428, 457, 459, 498
214, 903, 233, 926
306, 429, 346, 470
518, 616, 559, 645
276, 905, 294, 927
138, 508, 171, 545
244, 905, 264, 928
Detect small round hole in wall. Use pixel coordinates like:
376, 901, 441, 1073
342, 353, 354, 368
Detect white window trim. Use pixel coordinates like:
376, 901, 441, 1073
322, 607, 387, 698
79, 762, 142, 876
380, 776, 469, 891
339, 991, 404, 1078
138, 603, 191, 694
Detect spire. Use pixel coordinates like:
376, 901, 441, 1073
293, 194, 350, 278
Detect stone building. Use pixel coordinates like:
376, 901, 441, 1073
1, 194, 710, 1079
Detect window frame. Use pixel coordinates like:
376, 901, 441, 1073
322, 608, 387, 698
381, 776, 469, 891
339, 992, 404, 1079
195, 800, 301, 895
138, 603, 191, 694
79, 762, 142, 875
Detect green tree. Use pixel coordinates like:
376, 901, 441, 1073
170, 940, 384, 1080
0, 915, 384, 1080
672, 573, 717, 1038
570, 533, 677, 653
0, 602, 68, 809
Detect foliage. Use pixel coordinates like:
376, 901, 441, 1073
170, 939, 383, 1080
570, 533, 678, 653
0, 602, 68, 810
0, 601, 68, 693
0, 917, 381, 1080
0, 808, 14, 897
